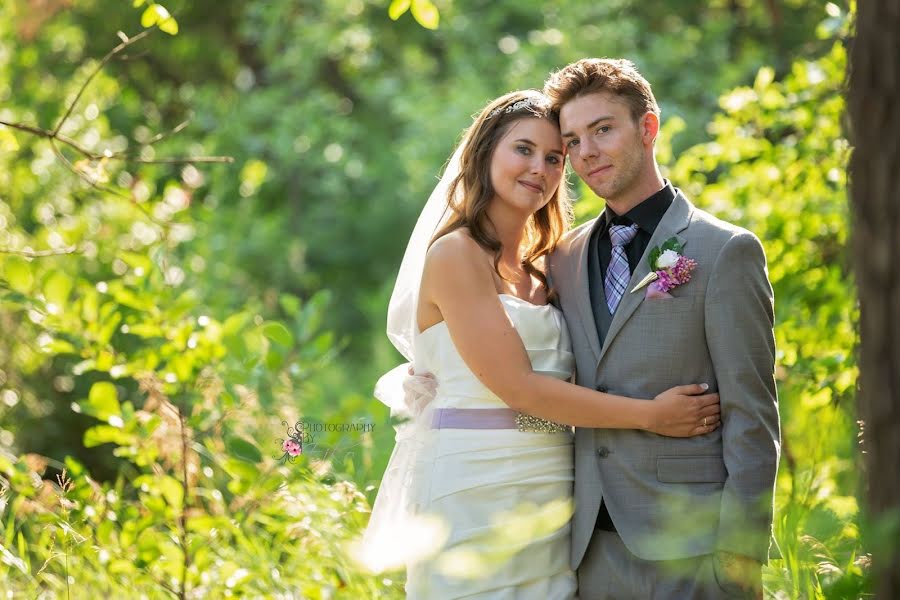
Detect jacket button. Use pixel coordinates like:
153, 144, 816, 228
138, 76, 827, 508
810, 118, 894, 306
597, 447, 610, 458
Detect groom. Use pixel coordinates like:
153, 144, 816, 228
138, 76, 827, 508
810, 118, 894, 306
544, 59, 780, 599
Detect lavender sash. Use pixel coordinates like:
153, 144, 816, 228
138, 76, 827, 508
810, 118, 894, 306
430, 407, 519, 430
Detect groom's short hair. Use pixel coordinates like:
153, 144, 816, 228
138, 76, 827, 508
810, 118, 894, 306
544, 58, 660, 123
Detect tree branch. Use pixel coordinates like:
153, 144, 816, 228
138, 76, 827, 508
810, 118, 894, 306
0, 118, 232, 165
52, 28, 155, 137
47, 137, 168, 229
0, 245, 80, 257
0, 26, 235, 261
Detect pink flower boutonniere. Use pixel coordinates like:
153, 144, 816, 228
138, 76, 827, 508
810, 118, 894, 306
631, 237, 697, 299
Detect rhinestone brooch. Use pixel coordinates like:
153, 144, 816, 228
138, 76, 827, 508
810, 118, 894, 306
515, 413, 570, 433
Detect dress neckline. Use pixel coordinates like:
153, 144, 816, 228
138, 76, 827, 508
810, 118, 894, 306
417, 293, 552, 338
497, 293, 550, 308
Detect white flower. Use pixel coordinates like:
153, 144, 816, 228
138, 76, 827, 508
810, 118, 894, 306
656, 249, 681, 269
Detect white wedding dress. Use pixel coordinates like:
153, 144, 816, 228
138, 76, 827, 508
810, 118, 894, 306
404, 294, 577, 599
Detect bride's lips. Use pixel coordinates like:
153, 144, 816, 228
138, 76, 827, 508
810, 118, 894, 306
518, 180, 543, 193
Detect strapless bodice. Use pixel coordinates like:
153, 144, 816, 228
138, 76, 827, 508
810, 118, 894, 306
413, 294, 574, 409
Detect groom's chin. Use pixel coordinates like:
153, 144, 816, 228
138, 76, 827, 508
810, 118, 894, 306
576, 176, 610, 199
585, 184, 608, 199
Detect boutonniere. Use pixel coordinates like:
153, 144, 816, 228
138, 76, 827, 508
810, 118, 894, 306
630, 237, 697, 297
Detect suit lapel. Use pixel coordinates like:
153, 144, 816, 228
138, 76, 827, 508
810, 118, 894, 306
569, 216, 605, 362
596, 192, 694, 365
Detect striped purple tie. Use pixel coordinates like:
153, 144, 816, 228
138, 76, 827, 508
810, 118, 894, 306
605, 223, 639, 314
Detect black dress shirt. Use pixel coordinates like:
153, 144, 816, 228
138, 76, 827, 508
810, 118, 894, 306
590, 181, 676, 532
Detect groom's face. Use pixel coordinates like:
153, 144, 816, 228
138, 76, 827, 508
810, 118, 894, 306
559, 92, 650, 204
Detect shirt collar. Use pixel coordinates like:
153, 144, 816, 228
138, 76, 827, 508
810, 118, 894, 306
599, 181, 676, 237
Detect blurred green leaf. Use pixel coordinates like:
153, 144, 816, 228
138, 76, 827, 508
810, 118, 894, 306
158, 475, 184, 509
84, 425, 134, 447
410, 0, 439, 29
140, 4, 178, 35
262, 321, 293, 348
158, 15, 178, 35
278, 293, 300, 316
3, 258, 33, 294
388, 0, 411, 20
40, 338, 76, 354
225, 436, 262, 464
43, 271, 73, 308
86, 382, 121, 421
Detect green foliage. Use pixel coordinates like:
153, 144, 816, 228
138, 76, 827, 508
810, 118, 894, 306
0, 0, 864, 597
138, 3, 179, 36
671, 39, 863, 600
0, 457, 391, 597
0, 266, 389, 594
389, 0, 440, 30
0, 2, 386, 586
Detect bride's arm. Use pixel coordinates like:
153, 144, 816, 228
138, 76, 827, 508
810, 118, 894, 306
420, 233, 718, 436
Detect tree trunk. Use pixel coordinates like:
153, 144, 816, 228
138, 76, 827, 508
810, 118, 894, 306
848, 2, 900, 598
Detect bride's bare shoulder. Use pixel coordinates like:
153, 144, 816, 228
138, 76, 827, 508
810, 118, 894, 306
427, 228, 484, 264
423, 229, 492, 293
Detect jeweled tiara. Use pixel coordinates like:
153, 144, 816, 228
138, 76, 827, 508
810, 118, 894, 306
487, 97, 549, 119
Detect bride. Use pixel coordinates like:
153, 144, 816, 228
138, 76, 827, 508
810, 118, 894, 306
360, 89, 720, 599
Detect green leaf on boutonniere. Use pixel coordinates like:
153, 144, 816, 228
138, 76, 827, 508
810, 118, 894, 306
648, 246, 662, 271
661, 237, 684, 253
647, 237, 685, 270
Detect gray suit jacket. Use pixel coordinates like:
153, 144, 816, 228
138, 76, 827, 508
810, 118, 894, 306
549, 190, 780, 568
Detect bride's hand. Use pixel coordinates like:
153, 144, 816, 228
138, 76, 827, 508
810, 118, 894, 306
648, 384, 720, 437
402, 367, 437, 417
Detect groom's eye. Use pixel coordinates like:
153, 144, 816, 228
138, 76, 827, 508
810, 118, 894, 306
565, 139, 579, 148
596, 126, 611, 134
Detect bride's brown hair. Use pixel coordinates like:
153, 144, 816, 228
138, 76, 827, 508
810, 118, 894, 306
431, 90, 573, 297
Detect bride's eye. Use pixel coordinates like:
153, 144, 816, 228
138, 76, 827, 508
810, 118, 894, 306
516, 145, 532, 155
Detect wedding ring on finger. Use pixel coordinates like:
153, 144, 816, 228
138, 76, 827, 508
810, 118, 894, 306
702, 417, 709, 427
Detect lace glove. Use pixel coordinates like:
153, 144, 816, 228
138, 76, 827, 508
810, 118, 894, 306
402, 369, 437, 417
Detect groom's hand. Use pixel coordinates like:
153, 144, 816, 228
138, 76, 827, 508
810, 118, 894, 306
714, 551, 762, 599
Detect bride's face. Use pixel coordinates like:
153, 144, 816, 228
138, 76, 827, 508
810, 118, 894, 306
488, 117, 565, 216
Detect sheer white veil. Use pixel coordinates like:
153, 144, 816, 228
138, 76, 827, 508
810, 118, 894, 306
384, 141, 463, 369
354, 138, 465, 572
